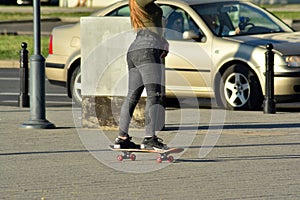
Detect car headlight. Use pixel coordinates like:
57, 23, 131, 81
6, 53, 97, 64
285, 56, 300, 67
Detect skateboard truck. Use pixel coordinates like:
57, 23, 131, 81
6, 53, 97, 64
156, 153, 174, 163
117, 152, 136, 161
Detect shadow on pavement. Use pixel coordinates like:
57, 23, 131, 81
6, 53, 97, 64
164, 122, 300, 131
176, 154, 300, 163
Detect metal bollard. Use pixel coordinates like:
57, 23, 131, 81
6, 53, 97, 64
18, 42, 30, 108
263, 43, 276, 114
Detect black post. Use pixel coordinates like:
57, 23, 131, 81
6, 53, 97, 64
19, 42, 30, 108
263, 43, 276, 114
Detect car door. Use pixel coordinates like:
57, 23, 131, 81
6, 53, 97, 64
161, 5, 214, 98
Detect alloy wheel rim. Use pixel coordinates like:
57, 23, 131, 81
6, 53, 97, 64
224, 72, 250, 107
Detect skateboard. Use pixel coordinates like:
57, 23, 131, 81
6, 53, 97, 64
108, 145, 184, 163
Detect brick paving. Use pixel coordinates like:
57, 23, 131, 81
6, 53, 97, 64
0, 105, 299, 199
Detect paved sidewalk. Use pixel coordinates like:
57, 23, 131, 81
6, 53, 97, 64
0, 104, 299, 199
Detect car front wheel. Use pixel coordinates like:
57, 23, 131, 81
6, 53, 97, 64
70, 67, 82, 106
219, 64, 263, 110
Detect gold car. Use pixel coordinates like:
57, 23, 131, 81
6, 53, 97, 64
46, 0, 300, 110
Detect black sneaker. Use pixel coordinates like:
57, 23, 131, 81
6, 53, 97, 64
141, 136, 168, 150
114, 136, 140, 149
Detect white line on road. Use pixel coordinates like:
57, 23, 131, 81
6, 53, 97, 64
0, 78, 50, 81
0, 78, 20, 81
1, 100, 73, 104
0, 92, 67, 97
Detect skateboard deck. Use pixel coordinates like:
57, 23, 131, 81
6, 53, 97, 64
109, 145, 184, 163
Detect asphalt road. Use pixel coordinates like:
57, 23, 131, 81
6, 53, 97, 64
292, 20, 300, 31
0, 18, 75, 36
1, 68, 300, 110
0, 68, 72, 107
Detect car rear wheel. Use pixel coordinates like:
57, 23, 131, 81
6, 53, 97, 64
219, 64, 263, 110
70, 67, 82, 106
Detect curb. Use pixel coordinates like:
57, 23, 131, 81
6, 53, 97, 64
0, 60, 20, 68
0, 17, 79, 25
0, 17, 62, 24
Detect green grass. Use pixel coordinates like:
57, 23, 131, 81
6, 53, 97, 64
0, 11, 92, 60
43, 12, 91, 18
261, 4, 300, 19
272, 11, 300, 20
262, 4, 298, 8
0, 35, 49, 60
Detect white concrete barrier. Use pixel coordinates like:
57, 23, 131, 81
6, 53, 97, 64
81, 17, 133, 97
80, 17, 146, 129
80, 17, 165, 130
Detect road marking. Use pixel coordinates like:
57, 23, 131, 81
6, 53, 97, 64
0, 78, 20, 81
0, 78, 50, 81
0, 92, 67, 96
1, 100, 73, 104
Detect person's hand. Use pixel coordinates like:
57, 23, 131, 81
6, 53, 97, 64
161, 40, 169, 58
161, 50, 168, 58
235, 27, 241, 34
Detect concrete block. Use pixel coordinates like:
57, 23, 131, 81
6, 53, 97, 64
81, 96, 146, 129
80, 17, 146, 129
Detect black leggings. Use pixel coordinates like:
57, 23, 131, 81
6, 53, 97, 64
118, 46, 164, 137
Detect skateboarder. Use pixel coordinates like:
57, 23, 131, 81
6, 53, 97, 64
115, 0, 169, 150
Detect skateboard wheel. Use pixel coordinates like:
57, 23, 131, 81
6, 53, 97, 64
130, 154, 136, 161
167, 156, 174, 163
156, 157, 163, 163
117, 155, 123, 161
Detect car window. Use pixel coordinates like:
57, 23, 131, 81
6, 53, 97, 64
192, 2, 290, 37
232, 4, 282, 33
104, 4, 203, 42
160, 5, 202, 41
106, 5, 130, 17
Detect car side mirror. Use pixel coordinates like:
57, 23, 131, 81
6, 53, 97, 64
183, 30, 198, 40
183, 30, 206, 42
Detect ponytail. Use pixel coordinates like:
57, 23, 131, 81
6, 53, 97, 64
129, 0, 150, 31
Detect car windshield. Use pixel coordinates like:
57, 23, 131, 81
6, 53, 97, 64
191, 2, 293, 37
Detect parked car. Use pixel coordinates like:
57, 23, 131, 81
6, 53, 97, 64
45, 0, 300, 110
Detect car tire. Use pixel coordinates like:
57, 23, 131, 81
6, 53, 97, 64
219, 63, 263, 110
70, 67, 82, 106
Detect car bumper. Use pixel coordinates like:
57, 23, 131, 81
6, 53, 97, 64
45, 54, 68, 83
274, 72, 300, 101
